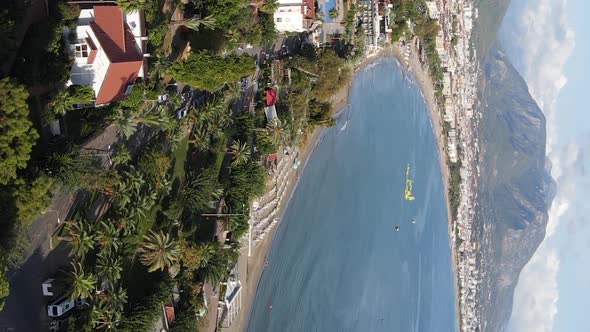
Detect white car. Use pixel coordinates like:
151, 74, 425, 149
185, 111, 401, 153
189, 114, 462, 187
177, 108, 188, 120
47, 295, 76, 318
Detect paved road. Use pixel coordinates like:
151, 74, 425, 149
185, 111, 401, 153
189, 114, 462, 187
0, 243, 70, 332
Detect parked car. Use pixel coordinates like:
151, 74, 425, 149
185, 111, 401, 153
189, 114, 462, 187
176, 107, 188, 120
47, 295, 76, 318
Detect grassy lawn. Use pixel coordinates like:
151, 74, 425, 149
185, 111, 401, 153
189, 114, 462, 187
172, 136, 190, 186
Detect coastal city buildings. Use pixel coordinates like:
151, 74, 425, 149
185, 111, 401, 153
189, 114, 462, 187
218, 266, 243, 328
427, 0, 482, 330
63, 4, 148, 105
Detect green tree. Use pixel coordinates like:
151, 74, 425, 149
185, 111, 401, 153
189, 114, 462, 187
173, 16, 216, 32
166, 52, 255, 91
329, 8, 338, 20
230, 139, 250, 167
0, 259, 9, 311
181, 169, 222, 214
0, 78, 39, 185
94, 221, 122, 255
138, 230, 180, 273
198, 246, 237, 284
96, 253, 123, 286
70, 261, 96, 299
103, 285, 128, 312
116, 0, 147, 13
223, 82, 242, 104
265, 119, 289, 146
14, 175, 53, 225
57, 1, 81, 22
312, 49, 351, 101
179, 242, 210, 272
261, 0, 279, 13
138, 149, 171, 191
47, 148, 118, 192
111, 145, 132, 165
92, 299, 122, 331
61, 220, 94, 260
187, 124, 211, 152
49, 85, 95, 116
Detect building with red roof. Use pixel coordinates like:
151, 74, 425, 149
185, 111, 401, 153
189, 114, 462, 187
65, 4, 148, 105
266, 88, 277, 106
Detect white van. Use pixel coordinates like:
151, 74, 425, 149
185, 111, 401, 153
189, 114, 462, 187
47, 295, 75, 318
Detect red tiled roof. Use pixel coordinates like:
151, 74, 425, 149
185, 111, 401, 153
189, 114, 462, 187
266, 88, 277, 106
165, 305, 175, 325
303, 0, 315, 19
95, 61, 142, 105
89, 5, 143, 104
93, 6, 126, 52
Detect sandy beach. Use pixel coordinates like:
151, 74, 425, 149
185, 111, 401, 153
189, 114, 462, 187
226, 45, 458, 331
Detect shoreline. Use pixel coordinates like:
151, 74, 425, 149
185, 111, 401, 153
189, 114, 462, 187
387, 42, 461, 327
228, 46, 459, 331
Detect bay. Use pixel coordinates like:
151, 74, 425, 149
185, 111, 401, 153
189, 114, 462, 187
246, 58, 458, 332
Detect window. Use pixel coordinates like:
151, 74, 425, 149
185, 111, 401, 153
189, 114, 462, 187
75, 44, 89, 58
276, 17, 282, 22
124, 84, 134, 95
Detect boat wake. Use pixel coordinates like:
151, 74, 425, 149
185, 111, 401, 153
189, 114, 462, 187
340, 120, 348, 131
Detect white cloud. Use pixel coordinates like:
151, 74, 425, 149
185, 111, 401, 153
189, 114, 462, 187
503, 0, 576, 331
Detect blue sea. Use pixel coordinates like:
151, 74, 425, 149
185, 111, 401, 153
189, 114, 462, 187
246, 58, 458, 332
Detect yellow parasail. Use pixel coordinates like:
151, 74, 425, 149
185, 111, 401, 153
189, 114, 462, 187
405, 164, 416, 201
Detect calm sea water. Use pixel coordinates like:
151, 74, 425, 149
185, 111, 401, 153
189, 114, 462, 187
246, 58, 458, 332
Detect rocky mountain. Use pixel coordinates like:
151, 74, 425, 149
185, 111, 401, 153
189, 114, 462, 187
474, 48, 556, 332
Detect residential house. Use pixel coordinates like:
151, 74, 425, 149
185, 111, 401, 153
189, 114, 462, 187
64, 4, 148, 106
274, 0, 315, 32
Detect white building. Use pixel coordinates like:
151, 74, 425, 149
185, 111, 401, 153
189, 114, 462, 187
274, 0, 315, 32
425, 1, 439, 19
218, 266, 242, 328
64, 5, 148, 105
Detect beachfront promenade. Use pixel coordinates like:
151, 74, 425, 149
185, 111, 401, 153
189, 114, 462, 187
216, 135, 314, 332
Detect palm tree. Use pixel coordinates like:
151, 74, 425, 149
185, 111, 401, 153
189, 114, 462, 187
138, 106, 176, 132
223, 82, 242, 104
113, 167, 145, 209
95, 221, 122, 255
104, 285, 128, 312
181, 16, 216, 32
261, 0, 279, 13
188, 124, 211, 152
224, 28, 241, 46
198, 247, 236, 284
182, 170, 223, 213
91, 300, 121, 331
61, 220, 94, 261
48, 90, 71, 116
70, 262, 96, 299
109, 108, 138, 139
138, 230, 180, 273
96, 253, 123, 286
111, 145, 132, 165
266, 119, 289, 146
116, 0, 147, 13
230, 139, 250, 167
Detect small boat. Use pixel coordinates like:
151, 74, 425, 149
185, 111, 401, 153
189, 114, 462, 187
394, 226, 400, 232
411, 219, 416, 224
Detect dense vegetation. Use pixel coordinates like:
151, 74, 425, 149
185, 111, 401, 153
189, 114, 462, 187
390, 0, 444, 96
167, 52, 256, 91
0, 0, 358, 329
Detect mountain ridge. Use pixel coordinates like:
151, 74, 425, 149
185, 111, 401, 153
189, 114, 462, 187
474, 47, 556, 332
